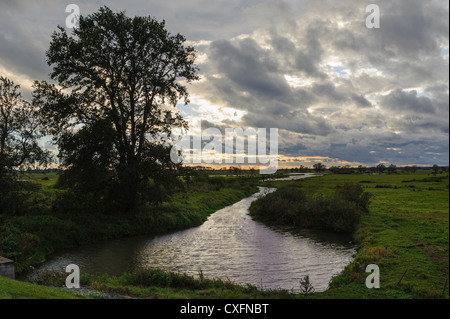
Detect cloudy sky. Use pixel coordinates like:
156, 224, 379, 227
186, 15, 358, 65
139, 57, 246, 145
1, 0, 448, 168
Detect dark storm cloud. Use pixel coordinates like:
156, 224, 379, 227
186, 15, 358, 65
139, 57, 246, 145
0, 0, 448, 166
381, 89, 436, 114
351, 94, 372, 108
311, 82, 347, 103
293, 22, 328, 78
209, 39, 291, 98
375, 0, 447, 58
243, 110, 333, 136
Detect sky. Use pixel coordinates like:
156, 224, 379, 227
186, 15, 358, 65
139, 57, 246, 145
0, 0, 449, 168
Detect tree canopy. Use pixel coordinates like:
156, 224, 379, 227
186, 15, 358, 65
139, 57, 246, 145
33, 6, 199, 209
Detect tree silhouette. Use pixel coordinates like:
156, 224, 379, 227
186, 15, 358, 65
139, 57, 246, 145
313, 162, 325, 172
33, 7, 198, 210
376, 163, 386, 173
387, 164, 397, 174
432, 164, 440, 174
1, 77, 50, 210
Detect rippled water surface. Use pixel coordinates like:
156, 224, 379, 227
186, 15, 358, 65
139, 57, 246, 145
22, 174, 356, 292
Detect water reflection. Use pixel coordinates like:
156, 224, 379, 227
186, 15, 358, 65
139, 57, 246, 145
21, 177, 356, 293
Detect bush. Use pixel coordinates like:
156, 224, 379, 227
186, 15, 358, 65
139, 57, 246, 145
249, 183, 372, 233
335, 183, 372, 212
248, 186, 305, 225
300, 197, 363, 232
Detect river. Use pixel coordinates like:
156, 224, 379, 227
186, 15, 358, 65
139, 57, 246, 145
20, 173, 356, 292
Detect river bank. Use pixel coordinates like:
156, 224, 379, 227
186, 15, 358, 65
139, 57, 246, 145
259, 170, 448, 299
20, 183, 354, 293
2, 170, 448, 299
0, 175, 258, 274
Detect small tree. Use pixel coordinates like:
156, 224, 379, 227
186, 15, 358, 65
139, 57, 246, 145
313, 162, 325, 172
432, 164, 440, 175
0, 77, 50, 212
376, 163, 386, 173
0, 77, 50, 178
0, 77, 49, 169
299, 275, 315, 294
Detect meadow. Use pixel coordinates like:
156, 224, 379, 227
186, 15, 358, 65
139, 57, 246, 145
260, 170, 449, 298
0, 169, 448, 299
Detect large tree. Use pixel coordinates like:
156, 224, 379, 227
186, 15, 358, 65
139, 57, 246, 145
33, 7, 199, 209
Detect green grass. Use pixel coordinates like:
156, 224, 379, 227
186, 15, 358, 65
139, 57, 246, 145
261, 170, 448, 299
17, 173, 59, 189
2, 170, 448, 299
28, 269, 296, 299
0, 275, 91, 299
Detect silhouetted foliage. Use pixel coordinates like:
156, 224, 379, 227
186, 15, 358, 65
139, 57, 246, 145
387, 164, 397, 174
432, 164, 440, 175
313, 162, 325, 172
0, 77, 50, 214
376, 163, 386, 173
33, 7, 199, 211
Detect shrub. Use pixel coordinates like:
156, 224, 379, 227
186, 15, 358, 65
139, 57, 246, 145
249, 183, 371, 233
32, 270, 67, 286
248, 186, 306, 225
300, 196, 363, 232
334, 183, 372, 211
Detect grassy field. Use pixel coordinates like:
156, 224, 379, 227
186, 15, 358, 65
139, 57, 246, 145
0, 275, 91, 299
260, 170, 449, 299
1, 170, 448, 299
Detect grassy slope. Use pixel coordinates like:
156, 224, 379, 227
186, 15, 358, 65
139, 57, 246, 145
0, 276, 90, 299
261, 171, 448, 299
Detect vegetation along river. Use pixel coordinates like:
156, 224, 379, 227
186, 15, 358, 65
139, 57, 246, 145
21, 173, 356, 292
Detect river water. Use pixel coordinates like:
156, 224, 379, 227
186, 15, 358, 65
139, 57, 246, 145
21, 173, 356, 292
